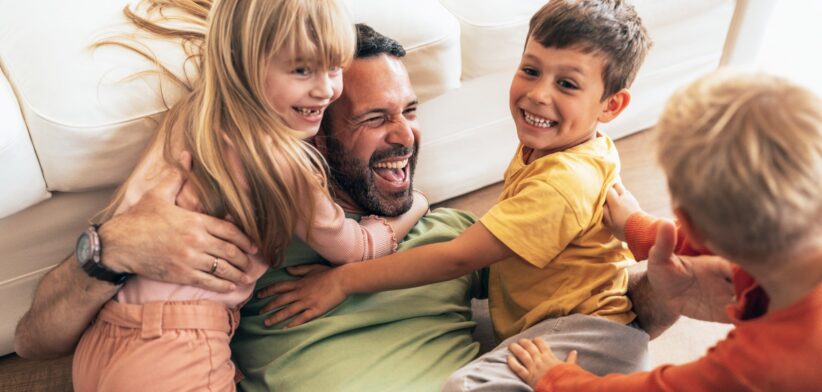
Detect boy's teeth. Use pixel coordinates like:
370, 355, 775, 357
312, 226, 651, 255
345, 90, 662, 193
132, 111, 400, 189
297, 107, 321, 116
524, 111, 556, 128
373, 159, 409, 169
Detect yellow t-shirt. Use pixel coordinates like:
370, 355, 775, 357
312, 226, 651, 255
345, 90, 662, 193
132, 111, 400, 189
480, 134, 636, 340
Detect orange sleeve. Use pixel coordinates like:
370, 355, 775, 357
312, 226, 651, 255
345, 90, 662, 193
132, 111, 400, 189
623, 212, 703, 260
536, 351, 749, 392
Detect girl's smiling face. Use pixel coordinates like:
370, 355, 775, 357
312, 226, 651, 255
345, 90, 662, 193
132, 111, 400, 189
264, 50, 343, 137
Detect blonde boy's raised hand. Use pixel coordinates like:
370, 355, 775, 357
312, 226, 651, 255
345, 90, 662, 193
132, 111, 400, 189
507, 338, 578, 388
603, 181, 643, 241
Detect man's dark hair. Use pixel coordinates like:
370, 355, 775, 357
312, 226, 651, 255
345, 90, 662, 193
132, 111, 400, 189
528, 0, 652, 99
354, 23, 406, 58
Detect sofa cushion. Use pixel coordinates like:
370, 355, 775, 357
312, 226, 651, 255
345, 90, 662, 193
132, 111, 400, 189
438, 0, 545, 80
345, 0, 462, 102
0, 69, 50, 218
0, 0, 193, 193
0, 0, 461, 196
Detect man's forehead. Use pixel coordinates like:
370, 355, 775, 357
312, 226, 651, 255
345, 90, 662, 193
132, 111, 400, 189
341, 55, 416, 112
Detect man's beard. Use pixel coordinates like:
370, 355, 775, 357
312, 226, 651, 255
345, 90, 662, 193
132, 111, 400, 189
324, 138, 418, 217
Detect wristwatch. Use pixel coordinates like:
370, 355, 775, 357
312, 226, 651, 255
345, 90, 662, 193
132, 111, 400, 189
75, 224, 130, 285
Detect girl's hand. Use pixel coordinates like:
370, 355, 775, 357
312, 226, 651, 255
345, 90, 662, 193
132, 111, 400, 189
256, 264, 348, 328
507, 338, 578, 389
406, 189, 430, 221
603, 181, 643, 241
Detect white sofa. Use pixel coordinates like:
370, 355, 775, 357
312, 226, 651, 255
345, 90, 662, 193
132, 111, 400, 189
0, 0, 769, 356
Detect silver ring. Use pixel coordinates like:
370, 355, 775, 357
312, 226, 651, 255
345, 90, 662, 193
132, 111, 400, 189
210, 258, 219, 274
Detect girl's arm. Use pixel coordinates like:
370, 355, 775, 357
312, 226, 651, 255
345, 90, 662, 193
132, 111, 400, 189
258, 222, 513, 327
380, 190, 429, 240
294, 188, 428, 265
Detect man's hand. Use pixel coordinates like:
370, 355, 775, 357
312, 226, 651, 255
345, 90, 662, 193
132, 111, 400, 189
256, 264, 348, 328
101, 155, 258, 292
647, 221, 734, 323
507, 338, 578, 389
603, 181, 643, 241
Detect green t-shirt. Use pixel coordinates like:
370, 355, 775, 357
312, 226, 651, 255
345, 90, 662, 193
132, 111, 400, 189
232, 208, 480, 392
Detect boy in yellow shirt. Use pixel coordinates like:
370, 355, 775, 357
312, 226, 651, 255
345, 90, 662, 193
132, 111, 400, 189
260, 0, 653, 388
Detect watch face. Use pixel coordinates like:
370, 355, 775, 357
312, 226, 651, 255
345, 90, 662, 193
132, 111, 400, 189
77, 232, 92, 263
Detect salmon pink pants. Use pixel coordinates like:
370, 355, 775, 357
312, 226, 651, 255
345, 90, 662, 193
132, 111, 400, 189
73, 300, 239, 392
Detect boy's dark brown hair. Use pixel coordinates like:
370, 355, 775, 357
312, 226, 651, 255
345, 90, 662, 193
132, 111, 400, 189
528, 0, 652, 99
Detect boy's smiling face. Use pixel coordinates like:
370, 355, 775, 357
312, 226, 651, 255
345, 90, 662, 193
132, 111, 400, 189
509, 39, 620, 160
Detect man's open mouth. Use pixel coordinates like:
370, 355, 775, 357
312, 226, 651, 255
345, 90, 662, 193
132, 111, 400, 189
372, 158, 410, 183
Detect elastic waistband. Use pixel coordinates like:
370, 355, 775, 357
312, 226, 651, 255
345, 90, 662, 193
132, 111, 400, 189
98, 300, 236, 339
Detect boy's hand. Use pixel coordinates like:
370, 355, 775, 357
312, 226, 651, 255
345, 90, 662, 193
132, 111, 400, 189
256, 264, 348, 328
603, 181, 643, 241
507, 338, 578, 389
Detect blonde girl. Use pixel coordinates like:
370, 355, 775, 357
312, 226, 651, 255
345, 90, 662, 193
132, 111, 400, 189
72, 0, 426, 390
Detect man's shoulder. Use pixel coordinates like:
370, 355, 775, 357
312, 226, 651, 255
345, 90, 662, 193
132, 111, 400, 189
399, 208, 477, 250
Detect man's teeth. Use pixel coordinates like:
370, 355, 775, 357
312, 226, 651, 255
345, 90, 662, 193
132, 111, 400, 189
297, 107, 321, 116
524, 111, 556, 128
373, 159, 409, 169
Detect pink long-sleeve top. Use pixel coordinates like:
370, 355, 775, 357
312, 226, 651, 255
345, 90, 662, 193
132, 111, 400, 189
114, 139, 397, 308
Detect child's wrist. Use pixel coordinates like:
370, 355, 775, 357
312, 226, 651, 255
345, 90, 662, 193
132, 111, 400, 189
335, 265, 355, 295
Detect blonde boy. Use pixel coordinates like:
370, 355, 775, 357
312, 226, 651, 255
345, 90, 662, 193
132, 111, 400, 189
507, 71, 822, 391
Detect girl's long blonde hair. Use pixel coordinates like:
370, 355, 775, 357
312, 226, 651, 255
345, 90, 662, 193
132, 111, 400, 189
103, 0, 355, 266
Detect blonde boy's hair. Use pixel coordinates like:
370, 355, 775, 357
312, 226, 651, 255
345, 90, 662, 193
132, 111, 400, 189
656, 71, 822, 262
100, 0, 356, 266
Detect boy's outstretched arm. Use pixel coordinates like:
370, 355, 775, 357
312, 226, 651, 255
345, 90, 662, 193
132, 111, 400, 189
257, 222, 513, 327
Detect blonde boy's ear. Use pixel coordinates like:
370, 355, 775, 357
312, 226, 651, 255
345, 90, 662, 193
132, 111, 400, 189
673, 207, 707, 250
597, 89, 631, 123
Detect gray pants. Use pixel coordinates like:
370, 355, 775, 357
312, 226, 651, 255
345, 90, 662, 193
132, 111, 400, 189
442, 314, 650, 392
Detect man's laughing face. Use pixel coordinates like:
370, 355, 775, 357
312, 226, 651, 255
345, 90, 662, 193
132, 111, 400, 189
317, 54, 421, 216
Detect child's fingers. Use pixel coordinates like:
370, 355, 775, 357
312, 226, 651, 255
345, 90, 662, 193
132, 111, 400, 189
518, 338, 542, 357
507, 354, 530, 381
256, 280, 298, 299
259, 291, 299, 314
263, 301, 305, 327
508, 342, 533, 367
612, 179, 626, 195
605, 187, 620, 206
285, 308, 320, 329
565, 350, 579, 365
533, 337, 551, 353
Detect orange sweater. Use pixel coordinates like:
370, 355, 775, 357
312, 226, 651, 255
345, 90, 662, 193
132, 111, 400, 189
535, 212, 822, 391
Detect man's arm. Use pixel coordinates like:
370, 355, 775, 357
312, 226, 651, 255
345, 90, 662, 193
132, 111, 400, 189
627, 262, 679, 339
14, 254, 119, 358
14, 163, 257, 359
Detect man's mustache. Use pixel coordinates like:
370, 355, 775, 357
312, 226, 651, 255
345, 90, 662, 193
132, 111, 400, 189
369, 146, 415, 164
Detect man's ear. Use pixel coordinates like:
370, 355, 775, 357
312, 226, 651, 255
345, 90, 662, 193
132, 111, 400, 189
672, 207, 707, 250
597, 89, 631, 123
